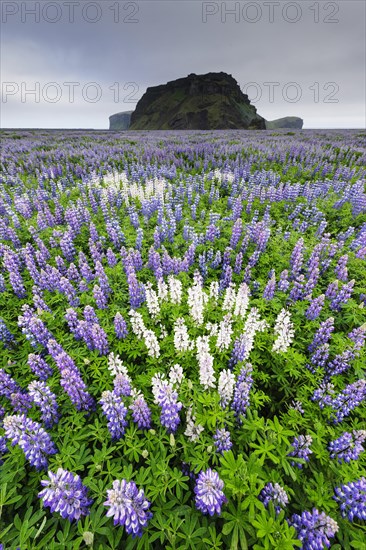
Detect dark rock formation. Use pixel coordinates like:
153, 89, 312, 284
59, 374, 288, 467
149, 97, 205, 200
109, 111, 133, 130
265, 117, 303, 129
128, 72, 265, 130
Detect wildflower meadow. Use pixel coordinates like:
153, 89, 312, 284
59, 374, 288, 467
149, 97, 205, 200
0, 129, 365, 549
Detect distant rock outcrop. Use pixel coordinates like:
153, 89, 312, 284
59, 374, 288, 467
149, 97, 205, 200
127, 72, 265, 130
109, 111, 133, 130
265, 117, 303, 129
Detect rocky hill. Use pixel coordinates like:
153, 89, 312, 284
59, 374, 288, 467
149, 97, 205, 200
265, 117, 303, 129
127, 72, 265, 130
109, 111, 133, 130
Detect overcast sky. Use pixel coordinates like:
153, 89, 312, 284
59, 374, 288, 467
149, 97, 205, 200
1, 0, 365, 128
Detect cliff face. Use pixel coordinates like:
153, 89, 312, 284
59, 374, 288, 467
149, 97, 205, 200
109, 111, 133, 130
265, 117, 303, 129
128, 72, 265, 130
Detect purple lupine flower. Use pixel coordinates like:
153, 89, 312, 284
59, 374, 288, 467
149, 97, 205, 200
325, 280, 339, 300
156, 383, 182, 434
65, 308, 81, 339
47, 340, 94, 412
93, 284, 108, 309
10, 392, 33, 414
231, 363, 253, 423
333, 478, 366, 521
114, 312, 128, 339
194, 469, 227, 516
76, 320, 94, 350
228, 336, 247, 369
95, 261, 112, 296
278, 270, 289, 292
90, 324, 109, 355
330, 379, 366, 423
58, 276, 79, 307
335, 254, 348, 281
348, 325, 366, 351
305, 294, 325, 320
289, 238, 304, 280
330, 280, 355, 311
60, 231, 76, 261
27, 354, 53, 380
325, 349, 355, 379
83, 305, 99, 325
307, 343, 330, 372
259, 482, 289, 514
288, 435, 313, 468
288, 509, 338, 550
3, 414, 57, 470
328, 430, 366, 463
311, 382, 335, 409
213, 428, 232, 454
104, 479, 152, 538
79, 255, 94, 282
106, 248, 117, 267
308, 318, 334, 353
28, 381, 59, 428
18, 305, 53, 348
263, 272, 276, 300
130, 394, 151, 430
100, 390, 128, 440
0, 369, 21, 398
32, 287, 51, 313
39, 468, 92, 521
303, 267, 320, 297
0, 318, 15, 348
113, 374, 132, 398
289, 275, 305, 302
3, 249, 26, 298
230, 218, 242, 249
67, 263, 80, 283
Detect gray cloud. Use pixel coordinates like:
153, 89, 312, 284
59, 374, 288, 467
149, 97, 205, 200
1, 0, 365, 128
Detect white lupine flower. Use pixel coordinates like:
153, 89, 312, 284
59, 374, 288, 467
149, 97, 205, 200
184, 407, 204, 442
169, 364, 184, 386
144, 282, 160, 320
209, 281, 219, 301
129, 309, 146, 338
237, 308, 269, 360
222, 283, 237, 312
196, 336, 216, 389
234, 282, 251, 318
159, 323, 168, 339
218, 369, 235, 408
151, 373, 168, 403
216, 314, 233, 352
187, 279, 208, 326
157, 279, 168, 302
173, 318, 191, 352
213, 169, 222, 182
144, 329, 160, 358
168, 276, 182, 304
107, 352, 129, 377
206, 322, 218, 337
272, 309, 294, 353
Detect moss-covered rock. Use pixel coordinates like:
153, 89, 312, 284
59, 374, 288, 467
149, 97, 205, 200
109, 111, 133, 130
265, 117, 303, 129
128, 72, 265, 130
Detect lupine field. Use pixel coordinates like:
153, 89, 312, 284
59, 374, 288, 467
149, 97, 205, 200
0, 128, 366, 550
